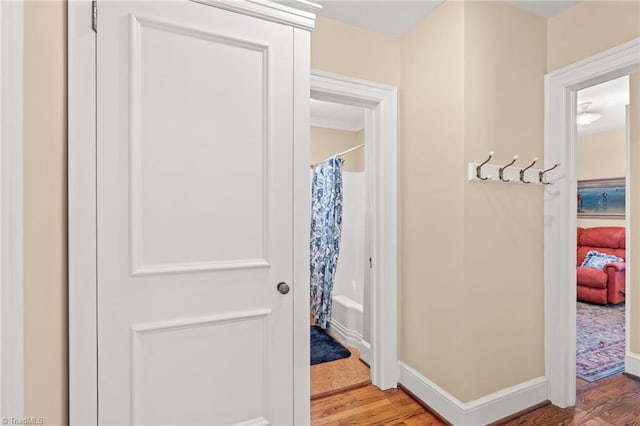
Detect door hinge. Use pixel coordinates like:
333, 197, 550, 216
92, 0, 97, 33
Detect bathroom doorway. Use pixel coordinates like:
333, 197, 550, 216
309, 98, 372, 398
308, 70, 398, 401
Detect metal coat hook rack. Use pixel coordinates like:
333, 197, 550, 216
468, 151, 559, 185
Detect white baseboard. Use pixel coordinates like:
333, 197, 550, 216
626, 352, 640, 377
330, 319, 371, 365
397, 361, 548, 426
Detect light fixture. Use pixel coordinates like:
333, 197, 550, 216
576, 102, 602, 126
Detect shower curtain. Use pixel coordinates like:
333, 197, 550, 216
310, 157, 344, 329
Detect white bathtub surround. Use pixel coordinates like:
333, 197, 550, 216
329, 172, 371, 363
331, 295, 371, 364
332, 172, 366, 306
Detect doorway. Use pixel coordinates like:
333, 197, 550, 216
310, 70, 398, 393
574, 76, 629, 388
308, 99, 371, 398
544, 38, 640, 408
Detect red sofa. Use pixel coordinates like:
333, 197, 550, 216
577, 227, 626, 305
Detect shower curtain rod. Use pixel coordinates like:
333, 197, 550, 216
311, 144, 365, 168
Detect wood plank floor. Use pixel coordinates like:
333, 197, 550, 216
500, 374, 640, 426
311, 374, 640, 425
311, 385, 443, 425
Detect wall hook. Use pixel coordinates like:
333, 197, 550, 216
476, 151, 494, 180
539, 163, 559, 185
498, 155, 518, 182
519, 157, 538, 184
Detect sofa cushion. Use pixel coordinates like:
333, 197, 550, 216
581, 250, 624, 270
577, 266, 608, 289
579, 226, 625, 249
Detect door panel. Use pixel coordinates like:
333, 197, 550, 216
97, 2, 294, 424
130, 311, 270, 425
130, 15, 269, 274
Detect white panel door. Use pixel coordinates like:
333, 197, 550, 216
96, 2, 294, 424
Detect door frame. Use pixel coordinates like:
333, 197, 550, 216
0, 0, 24, 418
310, 70, 398, 391
544, 37, 640, 408
68, 0, 320, 423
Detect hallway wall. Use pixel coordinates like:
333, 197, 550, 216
23, 1, 68, 424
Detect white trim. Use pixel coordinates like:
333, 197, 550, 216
68, 1, 97, 423
293, 27, 312, 426
0, 1, 24, 419
625, 104, 632, 365
311, 70, 398, 390
626, 353, 640, 377
544, 38, 640, 408
398, 362, 548, 426
330, 318, 372, 365
191, 0, 320, 31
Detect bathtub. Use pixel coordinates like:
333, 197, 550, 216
331, 294, 371, 364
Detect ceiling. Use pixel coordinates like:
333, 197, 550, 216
311, 1, 627, 137
310, 98, 365, 131
314, 0, 583, 38
577, 76, 629, 135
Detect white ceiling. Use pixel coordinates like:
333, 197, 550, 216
314, 1, 444, 38
314, 0, 583, 38
502, 1, 582, 18
577, 76, 629, 135
310, 98, 365, 131
312, 0, 626, 137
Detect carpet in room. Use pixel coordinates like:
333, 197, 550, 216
311, 325, 351, 365
576, 301, 625, 382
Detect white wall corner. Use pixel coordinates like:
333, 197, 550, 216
626, 352, 640, 378
397, 361, 548, 426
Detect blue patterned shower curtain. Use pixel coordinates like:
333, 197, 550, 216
310, 157, 344, 329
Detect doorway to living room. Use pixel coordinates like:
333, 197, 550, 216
575, 77, 629, 388
544, 38, 640, 408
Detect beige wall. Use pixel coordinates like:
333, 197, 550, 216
23, 1, 67, 425
461, 1, 546, 401
311, 15, 401, 87
547, 1, 640, 71
400, 1, 466, 395
577, 129, 626, 228
630, 72, 639, 354
310, 127, 365, 172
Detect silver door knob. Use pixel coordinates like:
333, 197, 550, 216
277, 282, 290, 295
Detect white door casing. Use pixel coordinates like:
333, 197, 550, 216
0, 0, 24, 418
544, 38, 640, 408
310, 70, 398, 391
69, 0, 317, 424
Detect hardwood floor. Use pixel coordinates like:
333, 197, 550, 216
499, 374, 640, 425
311, 374, 640, 425
311, 385, 443, 425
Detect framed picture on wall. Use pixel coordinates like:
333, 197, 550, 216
577, 177, 625, 219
